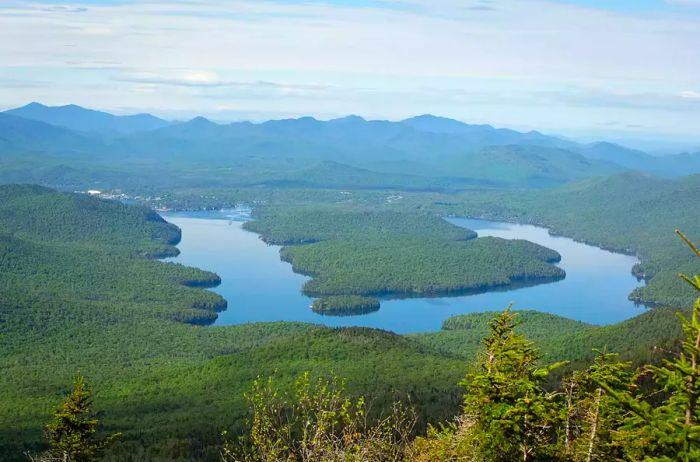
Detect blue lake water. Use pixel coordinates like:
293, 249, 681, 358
163, 210, 646, 334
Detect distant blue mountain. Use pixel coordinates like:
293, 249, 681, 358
401, 114, 575, 149
0, 112, 94, 153
579, 142, 650, 166
327, 115, 366, 125
578, 141, 700, 176
3, 103, 700, 190
402, 114, 493, 134
4, 102, 169, 135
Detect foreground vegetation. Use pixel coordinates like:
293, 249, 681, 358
411, 296, 700, 461
32, 301, 697, 461
411, 306, 685, 374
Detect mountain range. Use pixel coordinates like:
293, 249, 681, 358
1, 102, 698, 191
5, 102, 169, 135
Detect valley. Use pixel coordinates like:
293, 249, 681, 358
1, 105, 699, 461
0, 182, 688, 460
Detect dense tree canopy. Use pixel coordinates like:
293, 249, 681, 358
0, 184, 695, 461
245, 205, 563, 301
0, 186, 467, 460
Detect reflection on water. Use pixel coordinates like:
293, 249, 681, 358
163, 211, 645, 334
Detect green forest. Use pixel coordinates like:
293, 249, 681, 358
245, 205, 563, 300
214, 300, 700, 461
281, 236, 563, 297
434, 173, 700, 309
1, 184, 696, 461
30, 273, 700, 462
211, 172, 700, 313
0, 185, 467, 460
243, 207, 475, 244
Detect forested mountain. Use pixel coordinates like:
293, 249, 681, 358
402, 114, 575, 148
3, 102, 699, 192
579, 141, 700, 176
578, 142, 650, 167
0, 113, 95, 153
4, 102, 169, 135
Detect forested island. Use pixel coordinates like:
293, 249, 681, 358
311, 295, 381, 316
281, 235, 563, 297
244, 206, 564, 301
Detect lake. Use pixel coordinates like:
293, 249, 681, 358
163, 210, 645, 334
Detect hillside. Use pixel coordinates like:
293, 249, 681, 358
579, 141, 700, 176
411, 307, 683, 371
439, 144, 621, 187
414, 172, 700, 308
0, 113, 95, 154
0, 185, 467, 460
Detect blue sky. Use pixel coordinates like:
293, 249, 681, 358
1, 0, 699, 147
559, 0, 679, 11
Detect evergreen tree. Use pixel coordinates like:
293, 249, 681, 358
43, 373, 120, 462
601, 230, 700, 461
460, 307, 566, 461
558, 350, 631, 462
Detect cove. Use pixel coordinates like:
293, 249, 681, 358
163, 210, 645, 334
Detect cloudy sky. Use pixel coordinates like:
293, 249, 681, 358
1, 0, 699, 145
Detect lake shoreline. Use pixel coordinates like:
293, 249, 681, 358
162, 210, 646, 333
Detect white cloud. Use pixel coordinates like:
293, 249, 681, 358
0, 0, 699, 138
115, 70, 227, 87
681, 90, 700, 99
112, 70, 350, 98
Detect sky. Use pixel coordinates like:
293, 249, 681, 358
1, 0, 699, 147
